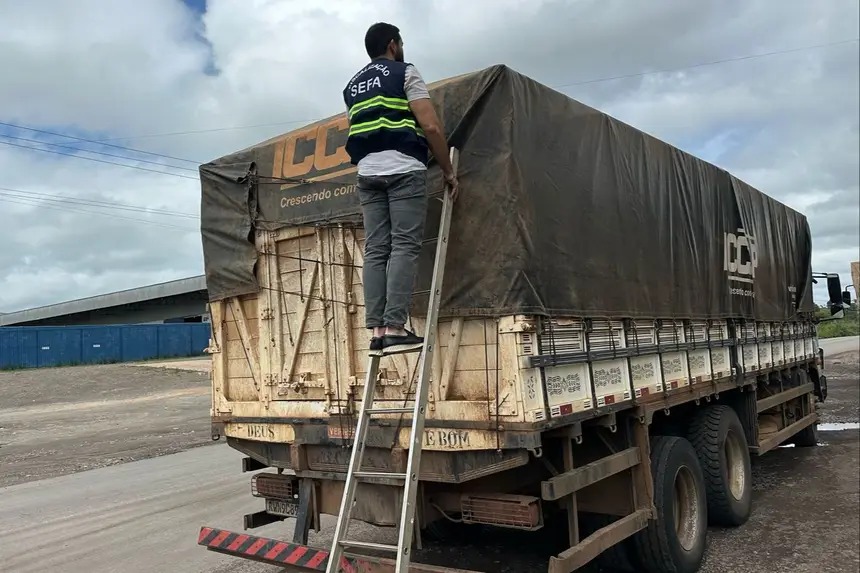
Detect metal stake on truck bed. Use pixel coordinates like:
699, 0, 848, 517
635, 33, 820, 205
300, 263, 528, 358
326, 148, 460, 573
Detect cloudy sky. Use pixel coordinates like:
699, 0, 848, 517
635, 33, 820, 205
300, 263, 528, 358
1, 0, 858, 312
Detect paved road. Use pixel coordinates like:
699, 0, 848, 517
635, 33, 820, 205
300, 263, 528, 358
0, 443, 287, 573
820, 335, 860, 357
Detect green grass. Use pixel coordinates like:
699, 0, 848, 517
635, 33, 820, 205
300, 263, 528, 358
817, 304, 860, 339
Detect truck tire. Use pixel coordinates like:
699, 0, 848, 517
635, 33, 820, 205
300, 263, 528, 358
631, 436, 707, 573
687, 405, 752, 527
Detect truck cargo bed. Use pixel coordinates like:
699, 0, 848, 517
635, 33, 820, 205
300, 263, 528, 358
208, 225, 820, 449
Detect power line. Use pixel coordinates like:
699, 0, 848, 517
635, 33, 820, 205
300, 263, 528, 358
0, 190, 193, 219
0, 120, 200, 165
0, 139, 200, 181
0, 196, 197, 231
0, 133, 199, 172
553, 37, 860, 88
0, 186, 198, 219
90, 37, 860, 141
99, 119, 314, 142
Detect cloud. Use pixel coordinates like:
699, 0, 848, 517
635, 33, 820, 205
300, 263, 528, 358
0, 0, 857, 312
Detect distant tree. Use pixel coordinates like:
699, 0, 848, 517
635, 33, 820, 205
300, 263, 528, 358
816, 303, 860, 339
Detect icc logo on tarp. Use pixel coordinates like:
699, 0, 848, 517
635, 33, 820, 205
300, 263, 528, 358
724, 228, 758, 298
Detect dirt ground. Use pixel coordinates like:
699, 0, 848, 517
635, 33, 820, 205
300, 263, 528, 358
135, 356, 212, 372
0, 363, 212, 488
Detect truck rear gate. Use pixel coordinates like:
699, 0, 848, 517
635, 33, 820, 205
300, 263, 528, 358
198, 527, 480, 573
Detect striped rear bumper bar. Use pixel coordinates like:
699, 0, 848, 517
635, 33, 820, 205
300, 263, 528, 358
198, 527, 479, 573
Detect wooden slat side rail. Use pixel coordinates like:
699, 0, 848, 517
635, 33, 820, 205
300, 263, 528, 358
630, 420, 656, 518
439, 317, 464, 401
541, 447, 641, 501
230, 298, 260, 386
752, 412, 818, 455
282, 264, 319, 383
548, 508, 651, 573
756, 382, 813, 413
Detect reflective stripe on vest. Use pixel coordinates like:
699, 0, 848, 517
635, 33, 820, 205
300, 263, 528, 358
348, 94, 411, 120
348, 116, 425, 138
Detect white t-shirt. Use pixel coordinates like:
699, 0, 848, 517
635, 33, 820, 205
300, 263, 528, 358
346, 64, 431, 177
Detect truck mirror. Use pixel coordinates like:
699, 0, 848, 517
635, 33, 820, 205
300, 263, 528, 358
843, 290, 853, 305
826, 274, 843, 308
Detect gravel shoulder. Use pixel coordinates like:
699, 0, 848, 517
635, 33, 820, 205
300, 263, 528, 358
0, 363, 212, 488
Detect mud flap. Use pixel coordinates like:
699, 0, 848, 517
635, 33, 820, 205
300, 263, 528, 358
809, 367, 827, 403
212, 421, 225, 441
292, 478, 316, 545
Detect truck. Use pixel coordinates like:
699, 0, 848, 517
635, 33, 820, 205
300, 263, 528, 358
195, 64, 851, 573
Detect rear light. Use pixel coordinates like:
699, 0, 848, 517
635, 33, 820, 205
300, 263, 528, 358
251, 472, 298, 500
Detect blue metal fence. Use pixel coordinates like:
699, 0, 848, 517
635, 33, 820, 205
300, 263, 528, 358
0, 323, 212, 369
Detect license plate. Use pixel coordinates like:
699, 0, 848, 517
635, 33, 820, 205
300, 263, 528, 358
266, 497, 299, 517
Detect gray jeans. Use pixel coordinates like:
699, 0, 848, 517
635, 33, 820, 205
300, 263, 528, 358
358, 170, 428, 329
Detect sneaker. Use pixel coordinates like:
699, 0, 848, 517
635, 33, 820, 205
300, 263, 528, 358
369, 337, 383, 355
382, 330, 424, 355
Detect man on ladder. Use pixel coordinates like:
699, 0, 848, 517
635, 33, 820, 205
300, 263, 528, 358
342, 21, 459, 356
329, 22, 460, 573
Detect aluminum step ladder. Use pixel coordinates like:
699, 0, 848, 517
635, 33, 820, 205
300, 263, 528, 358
326, 148, 459, 573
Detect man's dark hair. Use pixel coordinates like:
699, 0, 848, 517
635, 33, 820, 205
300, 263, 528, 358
364, 22, 401, 58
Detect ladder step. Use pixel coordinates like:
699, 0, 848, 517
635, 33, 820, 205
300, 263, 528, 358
383, 344, 424, 356
365, 407, 413, 415
339, 540, 399, 553
353, 471, 407, 480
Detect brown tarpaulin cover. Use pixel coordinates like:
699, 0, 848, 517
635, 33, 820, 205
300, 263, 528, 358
200, 65, 815, 321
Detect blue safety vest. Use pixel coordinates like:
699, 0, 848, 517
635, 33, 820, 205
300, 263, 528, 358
342, 59, 429, 166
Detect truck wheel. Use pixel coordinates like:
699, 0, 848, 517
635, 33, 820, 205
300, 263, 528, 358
631, 436, 707, 573
687, 405, 752, 527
